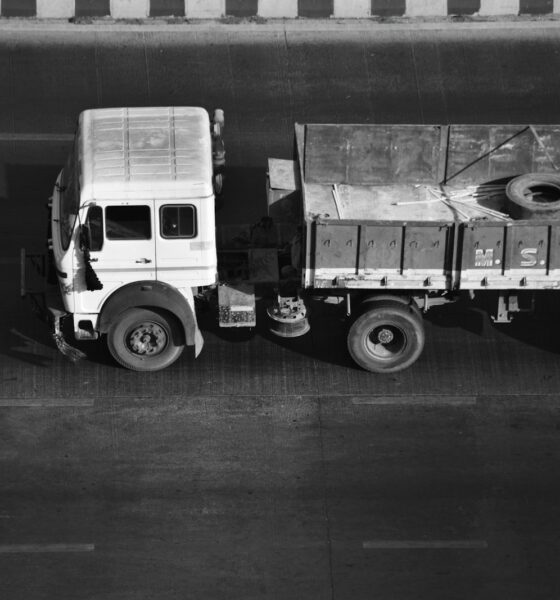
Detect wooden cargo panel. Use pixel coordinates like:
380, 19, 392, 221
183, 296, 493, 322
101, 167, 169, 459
446, 125, 560, 185
361, 225, 403, 272
460, 222, 560, 289
310, 220, 452, 289
402, 225, 451, 271
304, 125, 441, 186
461, 223, 506, 273
314, 223, 360, 270
507, 225, 549, 271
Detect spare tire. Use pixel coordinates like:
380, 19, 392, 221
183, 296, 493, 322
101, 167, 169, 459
506, 173, 560, 220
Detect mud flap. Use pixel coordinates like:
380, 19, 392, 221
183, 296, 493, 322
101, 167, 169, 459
21, 248, 86, 363
194, 327, 204, 358
49, 308, 86, 363
184, 286, 204, 357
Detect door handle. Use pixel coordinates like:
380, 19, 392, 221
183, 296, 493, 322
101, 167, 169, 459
135, 258, 152, 264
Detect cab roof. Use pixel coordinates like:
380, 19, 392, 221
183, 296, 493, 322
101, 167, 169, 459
79, 106, 213, 201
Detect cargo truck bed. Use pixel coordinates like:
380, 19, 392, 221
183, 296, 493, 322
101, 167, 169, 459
295, 123, 560, 291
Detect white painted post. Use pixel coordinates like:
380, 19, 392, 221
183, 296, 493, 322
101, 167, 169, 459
186, 0, 225, 18
111, 0, 150, 18
333, 0, 370, 17
478, 0, 519, 14
259, 0, 298, 18
36, 0, 75, 18
405, 0, 448, 16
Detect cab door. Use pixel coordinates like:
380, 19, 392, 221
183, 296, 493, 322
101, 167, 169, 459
154, 199, 217, 288
75, 202, 156, 314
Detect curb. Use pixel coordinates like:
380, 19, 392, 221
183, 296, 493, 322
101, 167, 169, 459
2, 15, 560, 33
0, 15, 560, 34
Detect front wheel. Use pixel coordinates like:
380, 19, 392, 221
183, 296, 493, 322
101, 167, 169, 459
347, 302, 425, 373
107, 308, 184, 371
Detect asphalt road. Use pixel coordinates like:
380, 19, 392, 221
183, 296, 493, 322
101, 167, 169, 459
2, 21, 560, 599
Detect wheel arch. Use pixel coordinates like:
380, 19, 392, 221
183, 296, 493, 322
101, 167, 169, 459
357, 293, 422, 317
98, 281, 197, 347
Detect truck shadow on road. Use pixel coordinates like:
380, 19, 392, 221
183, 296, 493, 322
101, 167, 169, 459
5, 325, 55, 368
425, 294, 560, 356
199, 293, 560, 374
197, 297, 355, 369
7, 291, 560, 373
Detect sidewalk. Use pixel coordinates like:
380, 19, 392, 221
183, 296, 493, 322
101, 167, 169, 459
1, 13, 560, 32
0, 0, 559, 21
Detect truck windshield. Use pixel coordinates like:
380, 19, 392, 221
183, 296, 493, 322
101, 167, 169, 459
59, 146, 79, 250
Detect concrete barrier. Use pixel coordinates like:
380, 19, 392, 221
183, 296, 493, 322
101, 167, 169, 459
479, 0, 519, 15
333, 0, 371, 18
111, 0, 149, 18
37, 0, 75, 18
186, 0, 224, 18
1, 0, 560, 19
259, 0, 298, 18
406, 0, 447, 16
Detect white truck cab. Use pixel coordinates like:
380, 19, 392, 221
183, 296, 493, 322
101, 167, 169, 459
48, 106, 224, 370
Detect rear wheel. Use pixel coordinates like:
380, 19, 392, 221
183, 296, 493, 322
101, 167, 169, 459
107, 308, 184, 371
347, 301, 425, 373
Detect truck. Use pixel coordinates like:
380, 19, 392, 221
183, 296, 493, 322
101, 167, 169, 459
20, 107, 560, 373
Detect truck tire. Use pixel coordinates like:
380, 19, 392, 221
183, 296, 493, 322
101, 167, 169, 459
506, 173, 560, 220
107, 308, 184, 372
347, 301, 425, 373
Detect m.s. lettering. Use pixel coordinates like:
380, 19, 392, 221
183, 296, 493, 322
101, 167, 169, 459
520, 247, 537, 267
475, 248, 494, 268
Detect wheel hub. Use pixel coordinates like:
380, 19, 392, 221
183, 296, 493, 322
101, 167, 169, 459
377, 328, 395, 344
128, 322, 167, 356
365, 324, 407, 360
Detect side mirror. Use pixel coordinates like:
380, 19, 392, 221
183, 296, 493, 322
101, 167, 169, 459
83, 206, 104, 252
79, 224, 91, 251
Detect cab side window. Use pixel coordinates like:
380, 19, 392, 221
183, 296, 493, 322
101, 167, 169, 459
106, 206, 151, 240
160, 205, 197, 239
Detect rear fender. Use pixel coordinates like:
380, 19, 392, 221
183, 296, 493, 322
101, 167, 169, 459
98, 281, 197, 347
360, 293, 419, 311
355, 293, 423, 320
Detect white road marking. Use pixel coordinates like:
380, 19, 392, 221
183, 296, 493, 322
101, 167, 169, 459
352, 396, 477, 406
363, 540, 488, 549
0, 543, 95, 553
0, 399, 95, 407
0, 133, 74, 142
